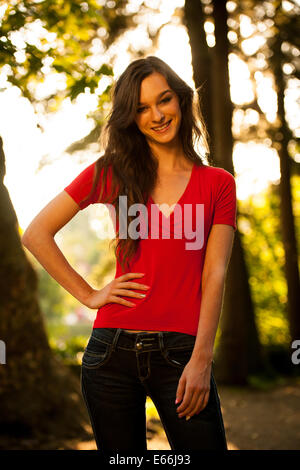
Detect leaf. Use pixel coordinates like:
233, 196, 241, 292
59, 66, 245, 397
97, 63, 114, 76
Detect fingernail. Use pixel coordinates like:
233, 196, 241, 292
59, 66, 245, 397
140, 294, 146, 297
186, 416, 191, 421
175, 398, 179, 404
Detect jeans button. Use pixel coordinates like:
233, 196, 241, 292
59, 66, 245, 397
136, 342, 143, 349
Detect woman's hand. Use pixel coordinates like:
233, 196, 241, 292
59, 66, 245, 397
83, 272, 150, 309
175, 358, 213, 420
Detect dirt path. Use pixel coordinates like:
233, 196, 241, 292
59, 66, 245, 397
220, 377, 300, 450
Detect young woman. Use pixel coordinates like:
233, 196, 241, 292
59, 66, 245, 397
22, 56, 236, 451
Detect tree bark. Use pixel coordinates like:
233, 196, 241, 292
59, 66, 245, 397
0, 136, 90, 445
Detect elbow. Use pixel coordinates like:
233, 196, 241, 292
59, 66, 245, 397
21, 226, 53, 249
21, 226, 38, 248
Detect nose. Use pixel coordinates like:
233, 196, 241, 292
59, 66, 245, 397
151, 106, 164, 123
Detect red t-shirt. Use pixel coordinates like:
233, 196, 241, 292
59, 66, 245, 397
63, 160, 237, 336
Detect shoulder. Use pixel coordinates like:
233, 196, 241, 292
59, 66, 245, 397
196, 165, 235, 190
197, 164, 235, 182
194, 165, 236, 202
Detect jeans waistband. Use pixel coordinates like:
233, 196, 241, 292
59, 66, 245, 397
91, 328, 196, 352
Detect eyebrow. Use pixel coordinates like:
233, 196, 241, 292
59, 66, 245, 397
138, 89, 172, 106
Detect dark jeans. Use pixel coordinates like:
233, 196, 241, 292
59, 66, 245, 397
80, 328, 227, 452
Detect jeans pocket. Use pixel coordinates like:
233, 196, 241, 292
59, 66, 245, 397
82, 335, 112, 369
163, 345, 195, 368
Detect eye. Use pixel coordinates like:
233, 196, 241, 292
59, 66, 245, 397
136, 96, 172, 114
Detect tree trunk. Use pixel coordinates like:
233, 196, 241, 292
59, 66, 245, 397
212, 0, 264, 383
0, 136, 90, 446
269, 13, 300, 342
183, 0, 214, 156
184, 0, 265, 383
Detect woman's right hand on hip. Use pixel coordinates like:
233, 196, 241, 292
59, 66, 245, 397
84, 272, 150, 309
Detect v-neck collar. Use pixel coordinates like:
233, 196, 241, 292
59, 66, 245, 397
149, 163, 196, 220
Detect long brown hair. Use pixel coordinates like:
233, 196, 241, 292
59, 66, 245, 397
81, 56, 211, 272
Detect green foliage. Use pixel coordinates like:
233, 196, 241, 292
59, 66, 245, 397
25, 248, 76, 322
37, 267, 69, 321
0, 0, 129, 109
247, 373, 289, 390
237, 174, 300, 347
49, 334, 88, 365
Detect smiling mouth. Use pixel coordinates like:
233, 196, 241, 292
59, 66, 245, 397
152, 120, 172, 133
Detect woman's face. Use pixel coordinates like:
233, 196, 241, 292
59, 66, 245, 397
134, 72, 182, 146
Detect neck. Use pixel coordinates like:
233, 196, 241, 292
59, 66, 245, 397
147, 138, 189, 173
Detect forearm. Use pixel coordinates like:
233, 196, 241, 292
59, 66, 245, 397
21, 230, 94, 306
191, 270, 226, 365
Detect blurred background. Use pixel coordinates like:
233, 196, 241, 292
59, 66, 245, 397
0, 0, 299, 450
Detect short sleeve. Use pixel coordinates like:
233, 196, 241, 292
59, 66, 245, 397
63, 161, 100, 210
212, 169, 237, 231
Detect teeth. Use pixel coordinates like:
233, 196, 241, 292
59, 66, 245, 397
153, 121, 170, 131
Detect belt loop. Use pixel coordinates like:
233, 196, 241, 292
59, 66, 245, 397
158, 331, 165, 352
111, 328, 122, 352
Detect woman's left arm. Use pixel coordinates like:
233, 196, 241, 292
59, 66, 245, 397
175, 224, 235, 420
